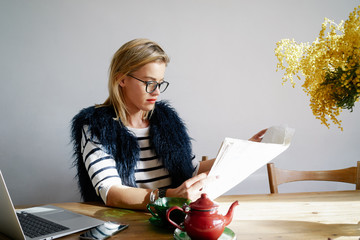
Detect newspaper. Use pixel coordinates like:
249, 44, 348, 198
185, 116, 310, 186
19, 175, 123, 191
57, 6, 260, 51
205, 125, 295, 199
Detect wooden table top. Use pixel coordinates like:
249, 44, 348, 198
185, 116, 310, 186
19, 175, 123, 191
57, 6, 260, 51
32, 191, 360, 240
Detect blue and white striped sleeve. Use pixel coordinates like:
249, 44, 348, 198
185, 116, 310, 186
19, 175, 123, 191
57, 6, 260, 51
192, 158, 200, 177
81, 126, 123, 204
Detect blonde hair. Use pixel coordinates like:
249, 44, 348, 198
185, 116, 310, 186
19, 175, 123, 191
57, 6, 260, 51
102, 39, 170, 125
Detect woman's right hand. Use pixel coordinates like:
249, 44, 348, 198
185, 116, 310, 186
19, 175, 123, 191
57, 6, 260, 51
167, 173, 218, 201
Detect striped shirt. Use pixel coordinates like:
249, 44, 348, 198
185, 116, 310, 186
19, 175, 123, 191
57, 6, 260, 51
81, 125, 199, 204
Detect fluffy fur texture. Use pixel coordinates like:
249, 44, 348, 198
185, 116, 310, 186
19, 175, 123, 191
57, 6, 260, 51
71, 101, 195, 202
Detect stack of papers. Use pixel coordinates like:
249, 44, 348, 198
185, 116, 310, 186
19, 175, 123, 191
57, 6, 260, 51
205, 125, 295, 199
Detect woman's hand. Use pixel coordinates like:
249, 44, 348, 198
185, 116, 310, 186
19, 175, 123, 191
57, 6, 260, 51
167, 173, 218, 201
248, 129, 267, 142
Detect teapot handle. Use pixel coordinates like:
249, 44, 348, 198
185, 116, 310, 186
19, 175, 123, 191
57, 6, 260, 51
166, 206, 185, 230
146, 203, 159, 218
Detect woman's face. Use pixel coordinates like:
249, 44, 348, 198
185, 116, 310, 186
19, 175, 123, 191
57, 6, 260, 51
119, 61, 166, 115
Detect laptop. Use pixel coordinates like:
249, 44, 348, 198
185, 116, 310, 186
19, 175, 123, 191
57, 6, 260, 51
0, 170, 105, 240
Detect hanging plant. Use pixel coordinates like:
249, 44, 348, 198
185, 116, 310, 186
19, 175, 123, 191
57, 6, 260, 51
275, 6, 360, 130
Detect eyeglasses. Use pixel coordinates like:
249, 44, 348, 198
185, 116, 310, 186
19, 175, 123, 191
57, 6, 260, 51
128, 74, 169, 93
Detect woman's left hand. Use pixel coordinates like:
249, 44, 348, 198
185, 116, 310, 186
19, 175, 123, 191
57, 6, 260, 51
248, 129, 267, 142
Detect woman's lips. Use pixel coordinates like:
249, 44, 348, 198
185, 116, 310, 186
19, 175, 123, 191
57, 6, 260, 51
147, 99, 157, 103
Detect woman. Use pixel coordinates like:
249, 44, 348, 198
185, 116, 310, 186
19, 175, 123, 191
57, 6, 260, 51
71, 39, 265, 210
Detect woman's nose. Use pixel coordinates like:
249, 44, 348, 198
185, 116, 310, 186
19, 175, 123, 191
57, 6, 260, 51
151, 86, 161, 95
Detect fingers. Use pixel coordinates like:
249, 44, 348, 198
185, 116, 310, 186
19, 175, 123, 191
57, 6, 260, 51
190, 175, 215, 190
249, 128, 268, 142
184, 173, 208, 189
180, 174, 218, 201
254, 128, 267, 138
258, 128, 268, 136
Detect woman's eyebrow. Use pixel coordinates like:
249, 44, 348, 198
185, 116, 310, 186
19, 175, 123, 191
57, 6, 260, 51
143, 76, 165, 82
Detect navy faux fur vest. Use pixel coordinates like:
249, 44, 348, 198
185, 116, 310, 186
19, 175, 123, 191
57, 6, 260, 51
71, 101, 195, 202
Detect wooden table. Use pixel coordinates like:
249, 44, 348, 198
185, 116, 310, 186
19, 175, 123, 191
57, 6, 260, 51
47, 191, 360, 239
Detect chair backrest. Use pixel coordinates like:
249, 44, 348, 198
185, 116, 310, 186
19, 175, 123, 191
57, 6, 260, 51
201, 156, 209, 161
267, 161, 360, 193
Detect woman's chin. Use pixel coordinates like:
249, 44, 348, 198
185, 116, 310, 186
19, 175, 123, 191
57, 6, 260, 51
142, 103, 156, 111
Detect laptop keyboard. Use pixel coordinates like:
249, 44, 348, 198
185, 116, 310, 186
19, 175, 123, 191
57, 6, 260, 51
17, 212, 69, 238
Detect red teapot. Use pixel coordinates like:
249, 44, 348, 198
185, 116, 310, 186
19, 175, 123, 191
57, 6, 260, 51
166, 193, 239, 240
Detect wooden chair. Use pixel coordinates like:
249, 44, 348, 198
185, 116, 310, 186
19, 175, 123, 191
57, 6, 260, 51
267, 161, 360, 193
201, 156, 209, 161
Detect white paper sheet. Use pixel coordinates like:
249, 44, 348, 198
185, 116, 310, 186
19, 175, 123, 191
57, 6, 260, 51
205, 125, 295, 199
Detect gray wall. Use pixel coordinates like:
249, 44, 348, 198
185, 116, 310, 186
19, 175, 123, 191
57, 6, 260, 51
1, 0, 359, 205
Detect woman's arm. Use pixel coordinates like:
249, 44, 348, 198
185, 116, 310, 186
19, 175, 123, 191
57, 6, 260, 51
81, 128, 216, 210
85, 128, 267, 210
106, 186, 152, 210
106, 173, 216, 210
81, 126, 123, 203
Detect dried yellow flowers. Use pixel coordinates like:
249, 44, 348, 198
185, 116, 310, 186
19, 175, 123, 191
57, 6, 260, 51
275, 6, 360, 130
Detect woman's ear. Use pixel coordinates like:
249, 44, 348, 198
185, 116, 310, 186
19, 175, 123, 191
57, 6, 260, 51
117, 74, 126, 87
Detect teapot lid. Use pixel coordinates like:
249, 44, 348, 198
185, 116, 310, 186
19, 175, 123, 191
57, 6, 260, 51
189, 193, 219, 210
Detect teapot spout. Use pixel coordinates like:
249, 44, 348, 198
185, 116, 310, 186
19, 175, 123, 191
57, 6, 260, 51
224, 200, 239, 226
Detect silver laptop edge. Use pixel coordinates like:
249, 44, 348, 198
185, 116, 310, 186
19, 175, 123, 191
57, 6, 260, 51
0, 170, 105, 240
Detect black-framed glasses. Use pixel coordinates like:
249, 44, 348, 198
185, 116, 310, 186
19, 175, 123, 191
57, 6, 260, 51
128, 74, 169, 93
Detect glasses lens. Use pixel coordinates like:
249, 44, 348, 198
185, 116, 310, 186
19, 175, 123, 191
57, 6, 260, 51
159, 82, 169, 93
146, 82, 158, 93
145, 81, 169, 93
